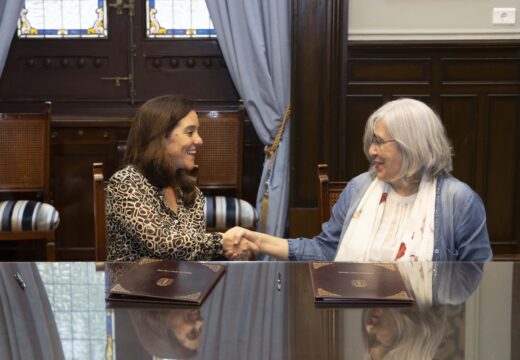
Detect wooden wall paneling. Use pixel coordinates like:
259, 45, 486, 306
290, 0, 347, 237
289, 208, 321, 239
439, 95, 479, 189
485, 95, 520, 252
344, 95, 383, 180
51, 119, 130, 260
391, 94, 432, 104
53, 146, 111, 259
348, 58, 432, 84
291, 0, 329, 207
290, 263, 341, 360
136, 53, 239, 101
0, 242, 40, 261
0, 6, 131, 103
441, 58, 520, 84
323, 0, 348, 181
0, 53, 129, 100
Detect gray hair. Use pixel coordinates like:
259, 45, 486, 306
362, 98, 453, 181
362, 307, 448, 360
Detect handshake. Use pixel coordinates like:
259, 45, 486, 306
221, 226, 261, 261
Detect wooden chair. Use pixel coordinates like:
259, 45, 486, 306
317, 164, 347, 224
196, 108, 244, 197
0, 102, 56, 260
92, 162, 107, 262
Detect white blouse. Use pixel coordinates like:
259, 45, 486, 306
368, 188, 417, 261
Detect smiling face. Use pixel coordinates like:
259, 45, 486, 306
164, 110, 202, 171
369, 120, 404, 188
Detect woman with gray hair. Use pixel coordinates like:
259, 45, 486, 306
227, 98, 492, 262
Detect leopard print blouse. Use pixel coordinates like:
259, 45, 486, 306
106, 165, 223, 261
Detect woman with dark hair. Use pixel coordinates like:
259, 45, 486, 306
106, 95, 253, 261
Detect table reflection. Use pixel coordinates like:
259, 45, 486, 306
0, 261, 516, 359
0, 263, 64, 360
119, 308, 203, 358
111, 262, 289, 359
355, 262, 481, 360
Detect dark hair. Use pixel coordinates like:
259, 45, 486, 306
124, 95, 197, 205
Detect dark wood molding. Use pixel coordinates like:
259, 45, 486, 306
290, 0, 348, 209
347, 40, 520, 48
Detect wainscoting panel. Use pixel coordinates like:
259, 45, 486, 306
348, 58, 432, 84
439, 95, 479, 189
441, 58, 520, 84
485, 95, 520, 247
344, 95, 383, 179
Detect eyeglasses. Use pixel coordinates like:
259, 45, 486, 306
371, 134, 397, 148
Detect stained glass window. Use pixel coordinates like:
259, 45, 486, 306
146, 0, 216, 39
17, 0, 108, 39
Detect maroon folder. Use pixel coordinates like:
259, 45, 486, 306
107, 258, 226, 305
309, 262, 414, 305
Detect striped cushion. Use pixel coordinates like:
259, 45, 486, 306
0, 200, 60, 232
204, 196, 258, 229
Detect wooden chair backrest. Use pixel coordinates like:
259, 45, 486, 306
93, 162, 107, 261
0, 102, 56, 260
196, 107, 244, 197
0, 102, 52, 202
317, 164, 347, 224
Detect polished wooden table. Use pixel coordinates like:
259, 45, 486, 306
0, 261, 518, 360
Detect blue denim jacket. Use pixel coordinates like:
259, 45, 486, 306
288, 172, 492, 262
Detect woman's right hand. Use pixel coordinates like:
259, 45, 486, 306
222, 227, 258, 260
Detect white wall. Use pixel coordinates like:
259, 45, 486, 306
349, 0, 520, 40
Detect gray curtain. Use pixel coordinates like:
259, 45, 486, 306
205, 0, 291, 238
197, 263, 290, 359
0, 0, 23, 78
0, 263, 64, 360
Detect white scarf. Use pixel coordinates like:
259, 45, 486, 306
335, 175, 437, 262
397, 262, 433, 308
